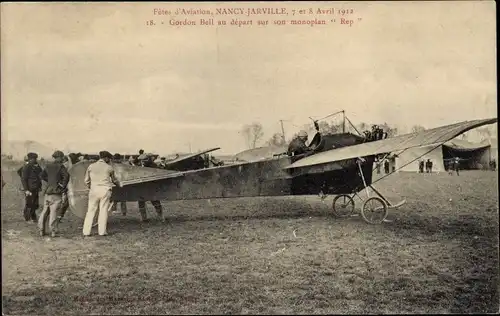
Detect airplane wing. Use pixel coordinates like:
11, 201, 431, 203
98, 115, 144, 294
109, 147, 226, 186
162, 147, 220, 167
284, 118, 497, 169
73, 118, 496, 188
117, 164, 225, 186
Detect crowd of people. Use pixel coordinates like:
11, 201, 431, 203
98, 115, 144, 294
12, 149, 168, 238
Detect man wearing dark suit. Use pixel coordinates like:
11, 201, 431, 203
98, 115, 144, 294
19, 152, 43, 222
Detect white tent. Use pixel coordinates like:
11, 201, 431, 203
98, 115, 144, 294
394, 138, 492, 172
396, 144, 445, 172
481, 138, 498, 163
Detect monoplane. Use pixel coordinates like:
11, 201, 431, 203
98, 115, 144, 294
66, 114, 497, 224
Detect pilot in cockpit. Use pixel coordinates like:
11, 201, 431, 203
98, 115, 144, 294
287, 130, 313, 156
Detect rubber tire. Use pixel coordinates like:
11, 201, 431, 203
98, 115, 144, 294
361, 197, 388, 224
332, 194, 355, 218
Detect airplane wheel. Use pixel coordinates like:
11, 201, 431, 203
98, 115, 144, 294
361, 197, 388, 224
332, 194, 355, 218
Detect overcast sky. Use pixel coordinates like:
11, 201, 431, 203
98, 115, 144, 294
1, 2, 496, 155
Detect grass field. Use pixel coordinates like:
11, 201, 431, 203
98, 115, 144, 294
2, 166, 499, 314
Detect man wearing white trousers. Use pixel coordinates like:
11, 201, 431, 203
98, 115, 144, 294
83, 151, 118, 237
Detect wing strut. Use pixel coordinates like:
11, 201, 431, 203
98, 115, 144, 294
345, 115, 362, 136
357, 158, 370, 197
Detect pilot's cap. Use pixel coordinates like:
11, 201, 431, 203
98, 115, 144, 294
27, 152, 38, 160
297, 130, 308, 138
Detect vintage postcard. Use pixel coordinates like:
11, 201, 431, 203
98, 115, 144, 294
1, 1, 497, 314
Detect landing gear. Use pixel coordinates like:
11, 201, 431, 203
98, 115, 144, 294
330, 189, 400, 224
361, 197, 388, 224
326, 158, 406, 224
332, 194, 355, 218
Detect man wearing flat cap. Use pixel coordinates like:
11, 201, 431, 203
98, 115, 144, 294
19, 152, 43, 222
38, 150, 70, 237
83, 150, 118, 237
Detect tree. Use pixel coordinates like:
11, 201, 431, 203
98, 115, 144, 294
266, 133, 286, 147
318, 121, 343, 134
300, 121, 344, 135
379, 123, 398, 138
241, 122, 264, 149
411, 125, 426, 133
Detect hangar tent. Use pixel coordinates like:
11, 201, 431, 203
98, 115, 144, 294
393, 138, 492, 172
481, 138, 498, 163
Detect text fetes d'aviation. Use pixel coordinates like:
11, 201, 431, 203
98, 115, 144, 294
153, 8, 349, 16
154, 8, 289, 16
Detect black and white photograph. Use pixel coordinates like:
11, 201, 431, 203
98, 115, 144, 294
1, 1, 498, 314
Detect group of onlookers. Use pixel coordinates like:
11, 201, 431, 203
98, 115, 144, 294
16, 151, 70, 237
9, 149, 167, 238
418, 159, 434, 173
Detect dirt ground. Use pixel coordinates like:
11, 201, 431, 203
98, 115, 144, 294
2, 166, 498, 315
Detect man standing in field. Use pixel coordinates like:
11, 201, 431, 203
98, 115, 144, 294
453, 157, 460, 176
83, 151, 118, 237
137, 153, 165, 223
110, 153, 128, 216
38, 151, 70, 237
19, 152, 43, 222
384, 159, 390, 174
425, 159, 431, 173
57, 155, 72, 223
